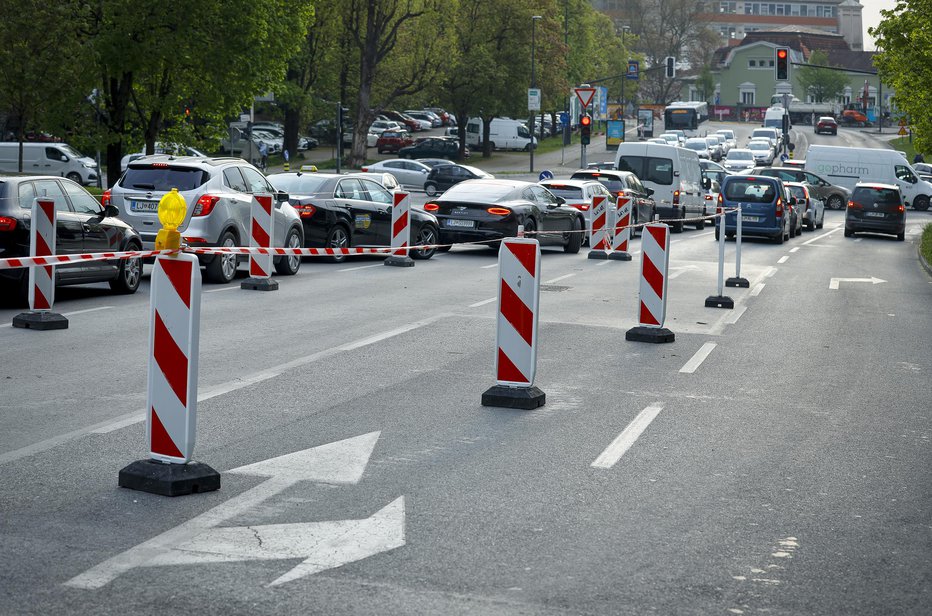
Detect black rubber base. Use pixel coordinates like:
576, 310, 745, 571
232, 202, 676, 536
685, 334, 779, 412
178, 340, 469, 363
384, 255, 415, 267
481, 385, 546, 409
118, 459, 221, 497
241, 277, 279, 291
587, 250, 609, 260
12, 311, 68, 330
705, 295, 735, 309
608, 251, 632, 261
726, 277, 750, 288
625, 326, 675, 343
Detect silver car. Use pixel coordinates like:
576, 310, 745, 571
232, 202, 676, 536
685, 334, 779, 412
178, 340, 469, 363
109, 155, 305, 283
361, 159, 431, 190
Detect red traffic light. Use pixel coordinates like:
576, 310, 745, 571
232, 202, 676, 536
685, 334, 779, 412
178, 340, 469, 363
580, 115, 592, 127
777, 49, 787, 60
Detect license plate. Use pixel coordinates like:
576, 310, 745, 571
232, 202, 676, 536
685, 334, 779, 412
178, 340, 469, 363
865, 212, 884, 218
445, 219, 475, 228
130, 200, 159, 212
741, 215, 759, 222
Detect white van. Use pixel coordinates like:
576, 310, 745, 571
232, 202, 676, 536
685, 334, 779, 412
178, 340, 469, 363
805, 145, 932, 211
465, 118, 536, 151
0, 142, 99, 185
613, 142, 707, 232
763, 106, 790, 132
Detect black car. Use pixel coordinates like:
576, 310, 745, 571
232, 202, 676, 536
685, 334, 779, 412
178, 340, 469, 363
267, 172, 441, 262
0, 175, 143, 305
844, 182, 906, 241
399, 137, 469, 161
426, 179, 585, 253
424, 164, 493, 197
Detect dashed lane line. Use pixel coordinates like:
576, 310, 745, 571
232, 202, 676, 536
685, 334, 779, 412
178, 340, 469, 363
679, 342, 717, 374
591, 404, 664, 469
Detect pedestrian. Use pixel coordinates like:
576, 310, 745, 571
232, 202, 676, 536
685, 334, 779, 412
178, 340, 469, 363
258, 141, 268, 170
913, 153, 924, 164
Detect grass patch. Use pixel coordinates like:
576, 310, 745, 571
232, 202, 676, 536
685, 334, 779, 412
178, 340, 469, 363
890, 136, 919, 162
921, 224, 932, 266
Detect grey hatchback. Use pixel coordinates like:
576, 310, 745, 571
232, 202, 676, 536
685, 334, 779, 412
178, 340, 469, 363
108, 156, 304, 283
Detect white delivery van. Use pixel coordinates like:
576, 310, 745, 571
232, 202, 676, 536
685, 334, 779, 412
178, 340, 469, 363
763, 106, 790, 131
0, 142, 99, 185
465, 118, 536, 151
614, 142, 707, 232
805, 145, 932, 210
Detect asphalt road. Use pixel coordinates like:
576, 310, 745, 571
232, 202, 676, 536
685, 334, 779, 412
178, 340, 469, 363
1, 124, 930, 615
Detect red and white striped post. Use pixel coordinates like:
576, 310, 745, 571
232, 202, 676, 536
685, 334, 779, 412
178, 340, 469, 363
608, 195, 633, 262
119, 192, 219, 497
12, 197, 68, 330
385, 191, 414, 267
481, 236, 545, 409
588, 195, 609, 260
626, 223, 675, 343
241, 194, 279, 291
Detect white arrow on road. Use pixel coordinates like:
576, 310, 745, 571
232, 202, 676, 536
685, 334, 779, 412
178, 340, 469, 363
65, 431, 405, 589
829, 276, 886, 290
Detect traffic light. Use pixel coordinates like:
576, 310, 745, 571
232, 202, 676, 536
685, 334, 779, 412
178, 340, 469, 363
665, 56, 676, 79
580, 114, 592, 145
775, 47, 789, 81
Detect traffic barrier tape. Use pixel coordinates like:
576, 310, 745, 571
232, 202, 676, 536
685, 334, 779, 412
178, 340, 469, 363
0, 249, 174, 271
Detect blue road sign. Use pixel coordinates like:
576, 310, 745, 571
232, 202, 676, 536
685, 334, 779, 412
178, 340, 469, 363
627, 61, 639, 80
539, 169, 554, 181
559, 112, 569, 125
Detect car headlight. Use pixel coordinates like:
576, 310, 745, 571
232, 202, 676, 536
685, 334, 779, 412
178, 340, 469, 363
83, 162, 97, 168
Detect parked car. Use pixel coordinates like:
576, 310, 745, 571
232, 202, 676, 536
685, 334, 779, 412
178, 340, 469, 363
844, 182, 906, 240
376, 130, 415, 154
566, 170, 656, 234
267, 172, 440, 261
343, 131, 379, 148
350, 171, 400, 193
0, 176, 143, 304
748, 166, 851, 211
426, 179, 585, 253
724, 148, 756, 172
783, 181, 825, 231
361, 159, 432, 190
684, 138, 712, 160
417, 158, 453, 169
399, 137, 468, 161
814, 116, 838, 135
426, 107, 455, 126
717, 174, 790, 243
424, 163, 493, 196
109, 156, 304, 283
381, 111, 421, 133
405, 110, 441, 128
369, 120, 403, 135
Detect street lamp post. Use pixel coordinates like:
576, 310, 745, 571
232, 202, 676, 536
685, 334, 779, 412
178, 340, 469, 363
530, 15, 542, 174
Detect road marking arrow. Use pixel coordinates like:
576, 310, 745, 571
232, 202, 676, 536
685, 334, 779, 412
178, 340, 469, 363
828, 277, 886, 290
65, 431, 405, 589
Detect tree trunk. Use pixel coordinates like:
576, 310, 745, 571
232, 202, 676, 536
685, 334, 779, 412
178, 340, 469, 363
454, 110, 467, 158
283, 105, 301, 159
144, 109, 161, 155
482, 115, 495, 158
103, 72, 132, 188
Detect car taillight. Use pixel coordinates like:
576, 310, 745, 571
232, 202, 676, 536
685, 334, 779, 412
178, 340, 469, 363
101, 189, 112, 207
294, 204, 316, 218
424, 202, 440, 212
193, 194, 220, 216
847, 200, 861, 210
572, 203, 590, 211
182, 236, 208, 244
0, 215, 17, 231
705, 194, 713, 201
717, 193, 723, 206
898, 204, 905, 213
487, 207, 511, 216
716, 206, 723, 214
673, 190, 680, 205
775, 197, 783, 217
361, 167, 369, 172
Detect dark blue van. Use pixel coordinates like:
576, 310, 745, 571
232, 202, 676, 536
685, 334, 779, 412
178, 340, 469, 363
717, 174, 791, 243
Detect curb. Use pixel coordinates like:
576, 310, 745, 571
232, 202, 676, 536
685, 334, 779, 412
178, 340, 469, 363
919, 243, 932, 278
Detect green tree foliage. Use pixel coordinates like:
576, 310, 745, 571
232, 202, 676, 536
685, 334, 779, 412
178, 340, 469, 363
870, 1, 932, 152
795, 50, 849, 103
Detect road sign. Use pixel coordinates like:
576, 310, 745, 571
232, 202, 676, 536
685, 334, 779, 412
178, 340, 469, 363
899, 126, 908, 136
575, 87, 596, 109
626, 61, 639, 80
539, 169, 554, 181
528, 88, 541, 111
899, 117, 907, 127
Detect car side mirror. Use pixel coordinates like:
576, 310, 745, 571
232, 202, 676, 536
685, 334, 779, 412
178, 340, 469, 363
104, 204, 119, 218
702, 177, 711, 190
790, 197, 797, 205
276, 191, 289, 204
555, 196, 566, 205
646, 188, 655, 196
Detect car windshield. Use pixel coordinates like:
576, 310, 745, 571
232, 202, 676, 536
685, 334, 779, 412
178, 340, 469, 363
685, 141, 706, 150
120, 166, 208, 191
269, 174, 331, 194
748, 142, 769, 151
724, 179, 777, 203
614, 157, 673, 186
727, 151, 753, 161
543, 185, 584, 199
442, 182, 515, 201
461, 165, 489, 177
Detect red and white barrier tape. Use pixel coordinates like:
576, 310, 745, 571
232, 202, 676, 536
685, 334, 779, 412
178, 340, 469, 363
0, 249, 175, 271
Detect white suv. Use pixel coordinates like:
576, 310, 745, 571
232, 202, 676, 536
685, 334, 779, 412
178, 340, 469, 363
107, 156, 304, 283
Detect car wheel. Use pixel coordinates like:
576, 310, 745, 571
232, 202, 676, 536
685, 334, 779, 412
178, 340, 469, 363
324, 225, 351, 263
672, 213, 685, 234
817, 216, 824, 229
695, 214, 705, 230
488, 142, 496, 151
789, 220, 796, 238
411, 224, 438, 260
564, 217, 582, 254
844, 228, 854, 237
425, 183, 438, 197
827, 195, 844, 210
274, 227, 302, 275
897, 232, 905, 241
522, 217, 536, 238
806, 219, 814, 231
66, 172, 82, 184
109, 242, 142, 294
913, 195, 930, 211
205, 231, 238, 283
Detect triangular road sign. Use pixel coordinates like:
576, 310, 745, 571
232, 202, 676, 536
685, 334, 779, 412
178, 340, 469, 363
575, 87, 596, 109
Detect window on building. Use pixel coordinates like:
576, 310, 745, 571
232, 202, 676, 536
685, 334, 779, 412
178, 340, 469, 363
742, 91, 756, 105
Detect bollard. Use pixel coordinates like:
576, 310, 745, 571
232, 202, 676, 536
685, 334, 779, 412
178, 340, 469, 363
587, 195, 609, 260
12, 198, 68, 330
726, 206, 750, 288
241, 194, 279, 291
481, 236, 545, 409
626, 223, 674, 343
119, 191, 219, 497
608, 195, 633, 261
385, 191, 414, 267
705, 211, 735, 308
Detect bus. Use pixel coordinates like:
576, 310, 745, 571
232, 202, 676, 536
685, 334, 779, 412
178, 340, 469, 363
663, 101, 709, 134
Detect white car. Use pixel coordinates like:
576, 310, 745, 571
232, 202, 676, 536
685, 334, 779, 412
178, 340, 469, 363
538, 178, 614, 236
747, 140, 775, 166
684, 137, 712, 159
369, 120, 403, 135
120, 143, 207, 173
343, 131, 379, 147
714, 129, 737, 151
723, 148, 756, 172
659, 133, 683, 146
361, 159, 432, 190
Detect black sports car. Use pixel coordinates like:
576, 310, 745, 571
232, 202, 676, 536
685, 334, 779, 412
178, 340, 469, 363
267, 172, 440, 262
425, 179, 585, 253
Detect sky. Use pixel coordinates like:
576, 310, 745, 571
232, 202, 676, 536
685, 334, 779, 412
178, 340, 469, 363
861, 0, 899, 50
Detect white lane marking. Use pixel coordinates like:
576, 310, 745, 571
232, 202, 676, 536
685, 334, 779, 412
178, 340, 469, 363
725, 305, 747, 324
1, 314, 449, 464
1, 306, 113, 328
481, 264, 498, 269
339, 264, 383, 272
469, 297, 496, 308
591, 403, 664, 469
596, 260, 610, 266
750, 283, 765, 297
203, 286, 241, 293
694, 231, 715, 238
778, 256, 789, 264
853, 238, 862, 242
545, 273, 575, 284
790, 247, 800, 253
679, 342, 717, 374
765, 267, 777, 278
671, 239, 683, 244
803, 227, 840, 246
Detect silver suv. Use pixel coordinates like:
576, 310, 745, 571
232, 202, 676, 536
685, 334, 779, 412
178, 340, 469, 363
109, 156, 304, 283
